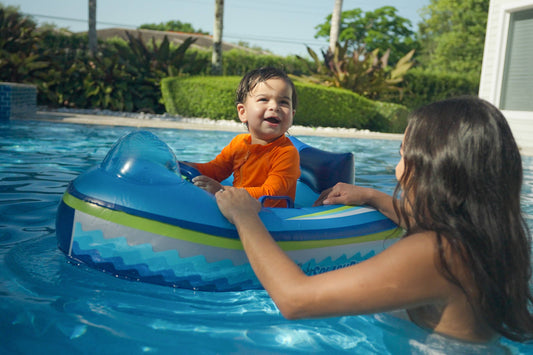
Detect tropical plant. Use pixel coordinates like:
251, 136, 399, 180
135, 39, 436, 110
38, 30, 198, 112
121, 31, 197, 77
37, 32, 91, 107
0, 7, 49, 83
298, 43, 415, 101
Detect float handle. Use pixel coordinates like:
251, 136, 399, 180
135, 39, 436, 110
179, 162, 202, 182
258, 195, 294, 208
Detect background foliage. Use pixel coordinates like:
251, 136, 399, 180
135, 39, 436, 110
417, 0, 489, 76
0, 1, 487, 131
162, 76, 408, 133
0, 7, 49, 83
297, 43, 415, 102
314, 6, 419, 65
391, 68, 480, 110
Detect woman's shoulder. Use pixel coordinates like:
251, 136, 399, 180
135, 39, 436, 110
391, 230, 464, 269
394, 230, 439, 252
365, 231, 442, 282
376, 231, 456, 291
390, 230, 473, 299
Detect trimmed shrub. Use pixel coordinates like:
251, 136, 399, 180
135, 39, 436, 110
162, 76, 240, 120
294, 82, 378, 129
161, 76, 409, 132
392, 68, 480, 110
372, 101, 409, 133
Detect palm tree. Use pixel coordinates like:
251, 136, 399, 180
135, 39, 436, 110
88, 0, 97, 56
212, 0, 224, 75
329, 0, 343, 53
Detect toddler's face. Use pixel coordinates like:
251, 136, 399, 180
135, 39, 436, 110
237, 78, 295, 145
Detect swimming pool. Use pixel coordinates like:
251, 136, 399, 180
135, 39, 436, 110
1, 120, 532, 354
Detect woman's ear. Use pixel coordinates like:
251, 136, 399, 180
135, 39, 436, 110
237, 103, 247, 123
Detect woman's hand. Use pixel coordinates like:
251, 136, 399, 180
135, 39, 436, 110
313, 182, 372, 207
215, 187, 261, 225
314, 182, 401, 226
192, 175, 224, 194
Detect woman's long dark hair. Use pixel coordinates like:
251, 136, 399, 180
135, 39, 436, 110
394, 96, 533, 341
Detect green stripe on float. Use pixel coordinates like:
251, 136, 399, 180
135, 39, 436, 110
63, 192, 244, 250
62, 193, 402, 251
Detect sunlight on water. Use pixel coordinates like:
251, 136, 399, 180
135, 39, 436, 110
1, 120, 532, 354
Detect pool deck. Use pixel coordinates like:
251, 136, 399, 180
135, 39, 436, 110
15, 110, 533, 156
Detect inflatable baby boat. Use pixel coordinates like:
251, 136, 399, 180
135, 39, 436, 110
56, 131, 401, 291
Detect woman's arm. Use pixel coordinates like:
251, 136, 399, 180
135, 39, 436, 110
215, 188, 450, 319
215, 188, 308, 317
314, 182, 401, 226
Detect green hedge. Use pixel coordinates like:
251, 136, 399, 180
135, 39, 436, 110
373, 101, 410, 133
161, 76, 409, 133
392, 68, 480, 110
162, 76, 240, 120
294, 82, 376, 129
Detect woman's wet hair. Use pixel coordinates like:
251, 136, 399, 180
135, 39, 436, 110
394, 96, 533, 341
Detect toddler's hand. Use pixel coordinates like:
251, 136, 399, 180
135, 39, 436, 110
192, 175, 223, 194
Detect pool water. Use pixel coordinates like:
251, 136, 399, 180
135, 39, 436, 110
1, 120, 532, 354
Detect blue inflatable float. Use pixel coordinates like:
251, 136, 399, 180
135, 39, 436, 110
56, 131, 401, 291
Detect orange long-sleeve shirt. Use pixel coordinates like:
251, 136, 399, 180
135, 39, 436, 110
194, 134, 300, 208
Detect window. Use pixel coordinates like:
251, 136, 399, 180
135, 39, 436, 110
500, 8, 533, 111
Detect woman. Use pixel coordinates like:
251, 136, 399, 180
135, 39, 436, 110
214, 96, 533, 342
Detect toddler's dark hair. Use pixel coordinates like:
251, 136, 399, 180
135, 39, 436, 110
236, 67, 298, 109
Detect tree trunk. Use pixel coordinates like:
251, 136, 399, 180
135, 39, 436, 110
88, 0, 97, 56
212, 0, 224, 75
329, 0, 343, 53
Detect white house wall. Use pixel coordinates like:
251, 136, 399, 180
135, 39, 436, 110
479, 0, 533, 153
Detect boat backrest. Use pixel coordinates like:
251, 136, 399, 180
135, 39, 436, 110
289, 136, 355, 205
